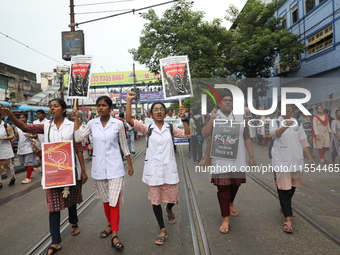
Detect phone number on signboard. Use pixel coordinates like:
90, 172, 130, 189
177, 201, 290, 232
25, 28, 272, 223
91, 75, 125, 82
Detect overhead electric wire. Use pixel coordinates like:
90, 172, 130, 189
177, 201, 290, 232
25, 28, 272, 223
76, 9, 131, 15
75, 0, 134, 7
72, 0, 179, 26
0, 31, 68, 66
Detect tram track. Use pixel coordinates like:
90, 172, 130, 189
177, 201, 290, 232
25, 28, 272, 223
248, 172, 340, 248
178, 145, 211, 255
24, 147, 146, 255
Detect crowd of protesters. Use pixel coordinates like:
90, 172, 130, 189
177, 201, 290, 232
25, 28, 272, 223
0, 97, 339, 254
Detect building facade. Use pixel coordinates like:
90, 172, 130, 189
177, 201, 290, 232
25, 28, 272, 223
275, 0, 340, 112
0, 62, 40, 103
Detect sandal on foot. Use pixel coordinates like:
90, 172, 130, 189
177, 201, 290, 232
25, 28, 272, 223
100, 224, 112, 238
283, 222, 293, 233
71, 224, 80, 236
111, 236, 124, 250
155, 229, 168, 245
44, 246, 61, 255
165, 206, 176, 224
8, 177, 16, 187
219, 222, 230, 234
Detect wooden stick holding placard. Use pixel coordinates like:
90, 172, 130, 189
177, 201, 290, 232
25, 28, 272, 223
73, 99, 78, 111
179, 98, 182, 107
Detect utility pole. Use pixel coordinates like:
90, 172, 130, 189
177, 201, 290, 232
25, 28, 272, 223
70, 0, 78, 110
133, 63, 138, 116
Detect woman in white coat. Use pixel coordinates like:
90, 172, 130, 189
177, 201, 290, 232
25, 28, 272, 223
270, 103, 313, 233
73, 95, 134, 251
0, 99, 88, 255
126, 92, 190, 245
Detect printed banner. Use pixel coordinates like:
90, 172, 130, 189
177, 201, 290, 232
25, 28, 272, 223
164, 118, 189, 145
160, 55, 193, 100
68, 55, 93, 99
63, 70, 160, 87
42, 141, 76, 189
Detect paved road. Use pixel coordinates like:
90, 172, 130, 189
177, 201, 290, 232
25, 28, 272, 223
0, 138, 339, 254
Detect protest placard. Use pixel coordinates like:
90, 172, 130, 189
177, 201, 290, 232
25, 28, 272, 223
68, 55, 93, 99
160, 55, 193, 100
42, 141, 76, 189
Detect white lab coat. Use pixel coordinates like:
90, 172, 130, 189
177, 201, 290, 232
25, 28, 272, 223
33, 118, 49, 144
0, 122, 14, 159
270, 116, 307, 172
17, 128, 33, 155
74, 116, 127, 180
42, 118, 81, 179
143, 122, 178, 186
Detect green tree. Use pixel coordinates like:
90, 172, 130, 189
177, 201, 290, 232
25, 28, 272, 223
225, 0, 305, 107
129, 0, 231, 78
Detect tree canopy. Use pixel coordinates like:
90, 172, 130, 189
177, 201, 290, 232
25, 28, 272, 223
130, 0, 305, 108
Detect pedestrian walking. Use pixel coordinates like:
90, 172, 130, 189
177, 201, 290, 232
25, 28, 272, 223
330, 109, 340, 164
125, 92, 190, 245
201, 93, 257, 234
126, 120, 136, 154
270, 103, 313, 233
0, 116, 15, 188
313, 105, 331, 162
190, 106, 204, 164
14, 114, 37, 184
73, 95, 134, 251
0, 100, 88, 255
33, 109, 49, 166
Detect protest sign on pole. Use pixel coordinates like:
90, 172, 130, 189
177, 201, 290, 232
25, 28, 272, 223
68, 55, 93, 99
42, 141, 76, 189
160, 55, 193, 100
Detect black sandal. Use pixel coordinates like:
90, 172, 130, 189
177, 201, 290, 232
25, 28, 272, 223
71, 224, 80, 236
100, 224, 112, 238
111, 236, 124, 250
9, 177, 16, 187
44, 246, 61, 255
0, 183, 3, 189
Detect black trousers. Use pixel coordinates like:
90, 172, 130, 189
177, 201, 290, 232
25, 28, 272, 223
191, 135, 202, 162
49, 204, 78, 244
277, 187, 296, 217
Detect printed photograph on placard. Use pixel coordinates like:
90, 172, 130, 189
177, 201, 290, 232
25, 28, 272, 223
160, 55, 193, 99
68, 55, 93, 99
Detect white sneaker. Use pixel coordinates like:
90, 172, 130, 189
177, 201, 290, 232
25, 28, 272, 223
320, 158, 325, 163
22, 178, 32, 184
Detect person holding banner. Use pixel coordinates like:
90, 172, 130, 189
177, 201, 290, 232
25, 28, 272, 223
0, 100, 88, 255
201, 93, 257, 234
125, 92, 190, 245
73, 95, 134, 251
